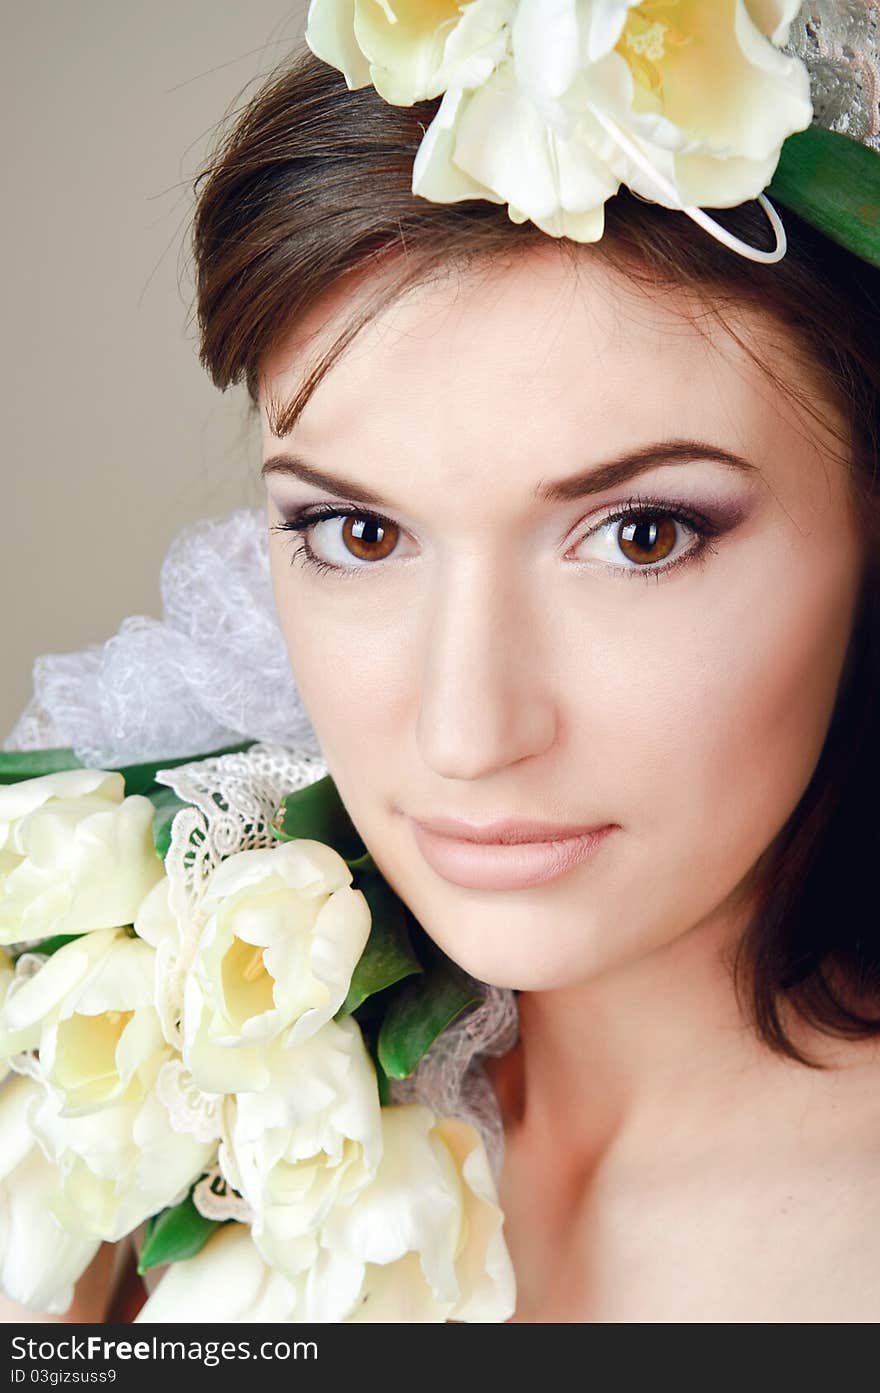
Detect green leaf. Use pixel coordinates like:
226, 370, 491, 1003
338, 856, 423, 1015
269, 775, 367, 861
145, 787, 191, 861
768, 126, 880, 270
0, 749, 86, 784
12, 933, 84, 962
137, 1191, 222, 1273
377, 943, 480, 1080
0, 741, 257, 794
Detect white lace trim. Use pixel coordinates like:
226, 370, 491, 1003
152, 742, 329, 1052
192, 1165, 254, 1223
155, 1060, 226, 1144
389, 982, 519, 1182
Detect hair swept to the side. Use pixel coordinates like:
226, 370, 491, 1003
192, 42, 880, 1068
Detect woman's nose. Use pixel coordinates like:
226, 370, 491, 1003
414, 560, 557, 781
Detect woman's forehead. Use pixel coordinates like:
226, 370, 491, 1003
258, 248, 816, 470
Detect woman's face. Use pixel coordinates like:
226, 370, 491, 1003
259, 247, 866, 991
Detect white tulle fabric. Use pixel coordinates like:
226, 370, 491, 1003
2, 509, 520, 1177
3, 510, 321, 767
388, 982, 518, 1181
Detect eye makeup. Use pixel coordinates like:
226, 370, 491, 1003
268, 488, 751, 586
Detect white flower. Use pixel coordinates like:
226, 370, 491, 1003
307, 0, 812, 242
307, 1104, 515, 1322
135, 1223, 302, 1323
181, 840, 371, 1094
0, 929, 117, 1058
0, 929, 166, 1118
138, 1105, 514, 1325
30, 1058, 215, 1242
0, 928, 215, 1241
0, 769, 163, 947
0, 1076, 101, 1313
0, 950, 13, 1082
132, 874, 190, 1049
305, 0, 516, 104
219, 1015, 382, 1277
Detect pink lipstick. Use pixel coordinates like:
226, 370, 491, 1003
407, 815, 615, 891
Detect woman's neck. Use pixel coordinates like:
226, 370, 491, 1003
489, 885, 836, 1174
487, 890, 880, 1322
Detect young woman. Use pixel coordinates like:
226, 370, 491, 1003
3, 4, 880, 1322
187, 27, 880, 1318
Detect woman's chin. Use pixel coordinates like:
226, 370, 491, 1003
413, 919, 625, 995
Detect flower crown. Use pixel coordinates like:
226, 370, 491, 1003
305, 0, 880, 268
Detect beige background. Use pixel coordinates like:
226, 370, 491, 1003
2, 0, 309, 741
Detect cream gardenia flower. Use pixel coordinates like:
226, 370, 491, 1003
0, 1076, 101, 1314
0, 769, 163, 947
306, 0, 813, 242
181, 840, 371, 1094
219, 1015, 383, 1278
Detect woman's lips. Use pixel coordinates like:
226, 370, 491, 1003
408, 818, 615, 890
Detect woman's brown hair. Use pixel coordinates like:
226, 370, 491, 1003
192, 45, 880, 1067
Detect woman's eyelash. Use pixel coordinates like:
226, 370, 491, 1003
269, 494, 726, 584
270, 503, 394, 581
582, 493, 725, 584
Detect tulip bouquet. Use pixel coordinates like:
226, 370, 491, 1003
0, 742, 515, 1323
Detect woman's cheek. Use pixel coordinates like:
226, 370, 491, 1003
651, 550, 862, 902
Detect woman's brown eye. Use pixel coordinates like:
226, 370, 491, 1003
342, 515, 400, 561
616, 515, 678, 566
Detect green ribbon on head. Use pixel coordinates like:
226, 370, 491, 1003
768, 125, 880, 271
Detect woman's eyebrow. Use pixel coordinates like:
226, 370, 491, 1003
261, 453, 388, 505
260, 440, 756, 509
535, 440, 758, 502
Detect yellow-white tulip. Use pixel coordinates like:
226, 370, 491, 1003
30, 1058, 215, 1243
0, 1077, 101, 1313
219, 1015, 382, 1277
308, 1104, 515, 1322
0, 929, 164, 1118
306, 0, 516, 104
135, 1223, 302, 1323
306, 0, 813, 242
182, 840, 371, 1094
0, 950, 13, 1082
0, 769, 163, 947
137, 1106, 515, 1323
